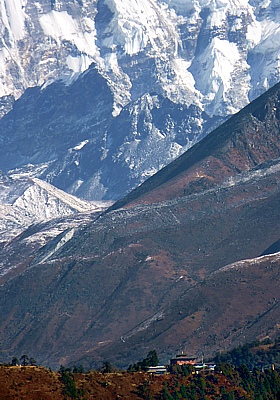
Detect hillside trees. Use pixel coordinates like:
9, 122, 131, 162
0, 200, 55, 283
214, 338, 280, 369
128, 350, 159, 372
20, 355, 29, 366
10, 355, 37, 367
11, 357, 19, 366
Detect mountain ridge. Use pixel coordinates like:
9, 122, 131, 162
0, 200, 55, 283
1, 0, 280, 200
0, 171, 110, 244
110, 80, 280, 210
0, 83, 279, 368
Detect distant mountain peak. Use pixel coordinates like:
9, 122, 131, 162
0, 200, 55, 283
0, 173, 110, 243
0, 0, 280, 200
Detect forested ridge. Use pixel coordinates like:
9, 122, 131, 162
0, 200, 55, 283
1, 340, 280, 399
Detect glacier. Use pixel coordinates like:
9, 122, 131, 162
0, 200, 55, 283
1, 0, 280, 114
0, 0, 280, 201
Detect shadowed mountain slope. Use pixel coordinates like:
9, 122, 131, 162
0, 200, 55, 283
0, 84, 280, 368
261, 239, 280, 256
111, 82, 280, 210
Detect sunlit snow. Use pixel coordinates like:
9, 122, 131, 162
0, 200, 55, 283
1, 0, 27, 41
0, 0, 280, 114
0, 0, 280, 204
39, 10, 98, 57
72, 140, 89, 151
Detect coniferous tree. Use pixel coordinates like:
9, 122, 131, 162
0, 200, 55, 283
29, 357, 37, 366
20, 355, 29, 366
11, 357, 19, 366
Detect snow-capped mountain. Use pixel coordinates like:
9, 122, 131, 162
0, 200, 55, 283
1, 0, 280, 200
0, 169, 111, 243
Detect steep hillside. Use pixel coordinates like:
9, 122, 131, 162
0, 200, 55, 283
95, 251, 280, 368
0, 85, 279, 368
111, 81, 280, 209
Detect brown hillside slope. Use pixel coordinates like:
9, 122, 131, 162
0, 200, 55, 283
93, 252, 280, 368
0, 159, 279, 368
0, 367, 250, 399
0, 84, 279, 368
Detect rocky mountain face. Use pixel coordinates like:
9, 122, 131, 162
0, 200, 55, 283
0, 83, 279, 368
0, 168, 110, 244
0, 0, 280, 200
111, 81, 280, 209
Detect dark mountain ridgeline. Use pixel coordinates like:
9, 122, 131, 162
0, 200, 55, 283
261, 238, 280, 256
110, 81, 280, 210
0, 72, 215, 200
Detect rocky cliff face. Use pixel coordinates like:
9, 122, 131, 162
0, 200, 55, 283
2, 0, 280, 115
1, 0, 280, 200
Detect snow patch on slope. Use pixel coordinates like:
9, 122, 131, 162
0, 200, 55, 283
104, 0, 180, 55
1, 0, 27, 41
38, 228, 75, 264
216, 251, 280, 274
0, 175, 109, 243
12, 178, 101, 221
193, 38, 242, 114
72, 140, 89, 151
39, 10, 99, 79
102, 0, 199, 105
123, 310, 165, 340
